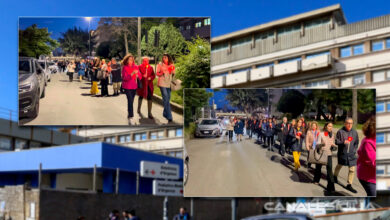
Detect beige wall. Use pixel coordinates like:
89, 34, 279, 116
56, 173, 103, 191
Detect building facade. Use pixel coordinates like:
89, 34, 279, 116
76, 126, 184, 158
178, 17, 211, 41
210, 4, 389, 189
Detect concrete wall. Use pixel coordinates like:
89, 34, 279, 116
0, 185, 39, 220
55, 173, 103, 192
39, 189, 265, 220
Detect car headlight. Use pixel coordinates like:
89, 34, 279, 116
19, 82, 32, 93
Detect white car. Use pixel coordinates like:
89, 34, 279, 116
48, 61, 59, 74
195, 119, 223, 138
38, 60, 51, 83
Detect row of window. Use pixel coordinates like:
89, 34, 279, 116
340, 38, 390, 58
377, 164, 390, 176
104, 128, 183, 144
180, 18, 211, 31
377, 132, 390, 145
377, 101, 390, 114
0, 135, 42, 151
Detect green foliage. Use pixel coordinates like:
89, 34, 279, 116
357, 89, 376, 113
141, 23, 186, 59
225, 89, 268, 114
58, 27, 92, 56
185, 122, 197, 139
184, 89, 212, 127
19, 24, 59, 58
277, 90, 306, 118
175, 37, 210, 89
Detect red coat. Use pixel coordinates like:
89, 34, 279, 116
137, 64, 155, 98
122, 64, 141, 90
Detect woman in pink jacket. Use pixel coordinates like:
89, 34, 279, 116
121, 54, 142, 125
357, 116, 376, 196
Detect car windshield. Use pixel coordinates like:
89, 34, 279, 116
38, 61, 45, 69
200, 120, 218, 125
19, 60, 31, 73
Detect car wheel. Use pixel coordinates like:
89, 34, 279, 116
40, 87, 45, 98
31, 95, 39, 118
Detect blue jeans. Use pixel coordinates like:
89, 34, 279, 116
160, 87, 172, 121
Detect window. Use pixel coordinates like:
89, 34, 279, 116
204, 18, 210, 26
387, 102, 390, 112
186, 25, 191, 30
176, 128, 183, 137
340, 46, 351, 58
277, 24, 300, 36
387, 132, 390, 144
377, 102, 385, 113
255, 31, 273, 41
305, 80, 330, 88
158, 131, 165, 139
211, 43, 229, 52
373, 71, 386, 82
15, 139, 28, 150
232, 36, 252, 48
211, 72, 228, 78
377, 165, 385, 175
141, 132, 147, 140
105, 136, 116, 143
119, 135, 130, 143
195, 22, 202, 28
232, 67, 251, 73
353, 44, 364, 55
0, 136, 12, 150
306, 51, 330, 59
150, 132, 157, 140
305, 17, 330, 29
285, 85, 302, 89
279, 57, 301, 64
372, 40, 384, 51
377, 133, 385, 144
256, 63, 274, 68
353, 74, 365, 85
176, 151, 183, 158
386, 38, 390, 49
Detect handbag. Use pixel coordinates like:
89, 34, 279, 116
96, 70, 104, 80
137, 77, 143, 89
171, 76, 182, 91
308, 143, 327, 165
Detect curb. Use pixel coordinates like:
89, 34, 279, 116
152, 94, 183, 115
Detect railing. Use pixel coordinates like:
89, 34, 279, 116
0, 107, 18, 122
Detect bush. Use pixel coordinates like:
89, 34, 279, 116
185, 122, 196, 139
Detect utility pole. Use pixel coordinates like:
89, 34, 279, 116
352, 89, 358, 127
137, 17, 142, 64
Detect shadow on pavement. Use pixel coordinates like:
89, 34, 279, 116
81, 93, 93, 96
79, 86, 91, 89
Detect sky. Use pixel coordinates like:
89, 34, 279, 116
1, 0, 390, 115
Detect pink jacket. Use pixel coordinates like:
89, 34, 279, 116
357, 137, 376, 183
122, 64, 141, 90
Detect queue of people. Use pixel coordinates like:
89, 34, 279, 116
237, 115, 376, 196
59, 53, 177, 125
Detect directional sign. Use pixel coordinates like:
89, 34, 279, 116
140, 161, 180, 180
153, 180, 183, 197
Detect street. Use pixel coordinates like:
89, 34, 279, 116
20, 72, 183, 125
184, 131, 366, 197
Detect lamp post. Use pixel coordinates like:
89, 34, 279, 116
85, 17, 92, 57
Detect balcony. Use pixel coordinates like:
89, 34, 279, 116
250, 66, 272, 81
226, 70, 248, 86
274, 60, 300, 77
211, 75, 224, 88
301, 54, 331, 71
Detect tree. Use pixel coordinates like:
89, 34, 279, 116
58, 27, 92, 57
19, 24, 59, 58
277, 90, 306, 118
184, 89, 212, 127
175, 37, 210, 92
225, 89, 268, 114
141, 23, 186, 59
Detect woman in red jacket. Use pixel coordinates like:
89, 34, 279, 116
121, 54, 142, 125
137, 57, 155, 119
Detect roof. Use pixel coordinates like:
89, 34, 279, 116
0, 142, 183, 177
212, 4, 346, 44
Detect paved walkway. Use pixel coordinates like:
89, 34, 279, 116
20, 72, 183, 126
184, 131, 366, 197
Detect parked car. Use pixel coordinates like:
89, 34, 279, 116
241, 213, 313, 220
38, 59, 51, 83
48, 61, 59, 74
195, 118, 223, 138
19, 57, 46, 119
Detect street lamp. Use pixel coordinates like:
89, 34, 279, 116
85, 17, 92, 57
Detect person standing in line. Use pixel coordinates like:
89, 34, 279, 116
227, 117, 235, 142
250, 116, 257, 140
357, 117, 376, 196
128, 210, 140, 220
334, 117, 360, 193
67, 60, 76, 82
78, 59, 86, 81
289, 119, 305, 171
266, 118, 275, 151
110, 58, 122, 96
312, 122, 337, 193
156, 53, 175, 124
261, 119, 267, 145
306, 121, 321, 170
276, 117, 290, 156
286, 119, 297, 154
137, 57, 155, 119
235, 117, 244, 141
90, 57, 100, 95
100, 59, 109, 97
121, 54, 142, 125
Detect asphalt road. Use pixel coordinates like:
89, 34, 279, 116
20, 71, 183, 126
184, 131, 367, 197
